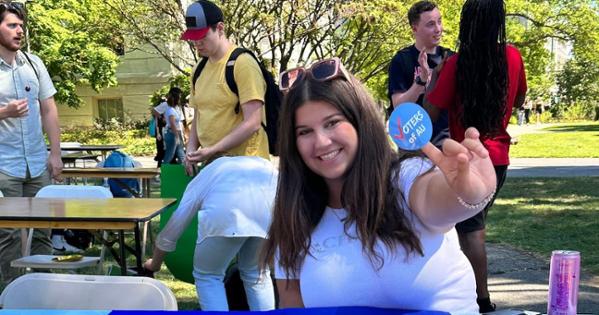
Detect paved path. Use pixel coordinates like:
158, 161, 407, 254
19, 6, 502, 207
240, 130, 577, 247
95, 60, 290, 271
509, 158, 599, 177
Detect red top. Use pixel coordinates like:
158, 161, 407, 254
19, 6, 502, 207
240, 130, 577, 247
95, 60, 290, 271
427, 45, 527, 165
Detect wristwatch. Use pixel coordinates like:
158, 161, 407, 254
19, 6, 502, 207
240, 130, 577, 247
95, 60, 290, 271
414, 76, 426, 86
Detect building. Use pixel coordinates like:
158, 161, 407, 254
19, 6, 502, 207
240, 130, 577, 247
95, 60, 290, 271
57, 48, 173, 127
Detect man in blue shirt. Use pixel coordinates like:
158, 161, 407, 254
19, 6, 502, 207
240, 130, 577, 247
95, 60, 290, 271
0, 3, 62, 286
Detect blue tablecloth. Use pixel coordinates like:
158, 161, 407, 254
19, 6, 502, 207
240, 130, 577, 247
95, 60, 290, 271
0, 307, 450, 315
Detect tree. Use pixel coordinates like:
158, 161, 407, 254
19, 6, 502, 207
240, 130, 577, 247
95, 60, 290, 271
506, 0, 599, 120
109, 0, 599, 121
27, 0, 122, 108
105, 0, 195, 75
552, 2, 599, 120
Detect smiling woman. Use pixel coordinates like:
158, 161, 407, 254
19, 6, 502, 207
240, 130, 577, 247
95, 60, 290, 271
261, 57, 498, 313
294, 100, 358, 204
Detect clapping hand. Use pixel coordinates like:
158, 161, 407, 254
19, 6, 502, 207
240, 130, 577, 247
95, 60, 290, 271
421, 127, 496, 205
417, 48, 431, 85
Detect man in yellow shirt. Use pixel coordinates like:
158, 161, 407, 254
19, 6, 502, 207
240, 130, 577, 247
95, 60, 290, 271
181, 0, 269, 175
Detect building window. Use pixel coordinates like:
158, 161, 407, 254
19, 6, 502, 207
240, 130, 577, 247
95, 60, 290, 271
97, 98, 124, 122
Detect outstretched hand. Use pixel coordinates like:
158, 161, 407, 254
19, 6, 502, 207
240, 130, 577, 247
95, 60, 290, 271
421, 127, 496, 205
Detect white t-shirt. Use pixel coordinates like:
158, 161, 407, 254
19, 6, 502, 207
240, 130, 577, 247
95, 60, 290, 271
155, 156, 278, 251
274, 158, 478, 314
154, 101, 168, 115
164, 106, 182, 131
155, 102, 184, 131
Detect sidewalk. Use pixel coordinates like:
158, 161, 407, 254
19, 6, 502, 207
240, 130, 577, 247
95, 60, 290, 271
509, 158, 599, 177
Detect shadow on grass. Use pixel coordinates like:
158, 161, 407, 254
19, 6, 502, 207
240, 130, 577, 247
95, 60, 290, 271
488, 177, 599, 275
543, 124, 599, 132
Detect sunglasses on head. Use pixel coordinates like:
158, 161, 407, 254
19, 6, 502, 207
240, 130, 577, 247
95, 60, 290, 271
278, 57, 349, 92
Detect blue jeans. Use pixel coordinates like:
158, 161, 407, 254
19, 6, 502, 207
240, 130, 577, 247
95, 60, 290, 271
162, 130, 185, 164
193, 237, 275, 311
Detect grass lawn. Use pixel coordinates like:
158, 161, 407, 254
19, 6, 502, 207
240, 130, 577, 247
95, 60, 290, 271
510, 122, 599, 158
488, 177, 599, 275
154, 269, 198, 310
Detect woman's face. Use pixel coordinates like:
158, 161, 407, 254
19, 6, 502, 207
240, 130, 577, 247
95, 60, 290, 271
294, 100, 358, 189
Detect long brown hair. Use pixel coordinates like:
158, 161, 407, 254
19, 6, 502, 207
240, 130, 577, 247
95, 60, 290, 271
262, 73, 424, 279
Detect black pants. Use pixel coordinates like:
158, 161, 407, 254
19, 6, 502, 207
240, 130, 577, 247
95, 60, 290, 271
154, 137, 165, 167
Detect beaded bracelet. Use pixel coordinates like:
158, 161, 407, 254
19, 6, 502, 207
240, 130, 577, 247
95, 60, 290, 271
457, 187, 497, 210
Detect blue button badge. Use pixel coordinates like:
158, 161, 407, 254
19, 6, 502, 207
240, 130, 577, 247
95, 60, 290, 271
388, 103, 433, 151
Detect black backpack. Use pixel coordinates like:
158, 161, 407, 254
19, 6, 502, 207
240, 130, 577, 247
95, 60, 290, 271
192, 47, 282, 156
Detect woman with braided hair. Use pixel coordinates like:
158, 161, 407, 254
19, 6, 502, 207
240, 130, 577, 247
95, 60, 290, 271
426, 0, 527, 312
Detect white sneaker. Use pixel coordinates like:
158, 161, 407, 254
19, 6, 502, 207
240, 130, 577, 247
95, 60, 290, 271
52, 235, 83, 254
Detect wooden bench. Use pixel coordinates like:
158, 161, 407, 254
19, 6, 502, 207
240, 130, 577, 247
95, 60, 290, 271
61, 153, 100, 167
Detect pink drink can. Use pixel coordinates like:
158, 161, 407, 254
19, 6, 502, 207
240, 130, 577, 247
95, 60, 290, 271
547, 250, 580, 315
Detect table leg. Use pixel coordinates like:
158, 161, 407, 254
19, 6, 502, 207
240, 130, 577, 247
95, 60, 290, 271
134, 223, 143, 271
143, 179, 150, 198
119, 230, 127, 276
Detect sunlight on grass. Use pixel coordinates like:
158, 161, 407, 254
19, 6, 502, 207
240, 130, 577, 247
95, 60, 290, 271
510, 122, 599, 158
488, 177, 599, 275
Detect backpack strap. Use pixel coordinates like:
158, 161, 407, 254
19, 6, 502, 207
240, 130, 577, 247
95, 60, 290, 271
191, 57, 209, 91
21, 51, 39, 80
225, 48, 271, 134
225, 47, 252, 114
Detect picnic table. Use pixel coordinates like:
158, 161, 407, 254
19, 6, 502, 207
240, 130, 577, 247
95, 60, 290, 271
61, 167, 160, 198
50, 144, 123, 167
0, 197, 175, 275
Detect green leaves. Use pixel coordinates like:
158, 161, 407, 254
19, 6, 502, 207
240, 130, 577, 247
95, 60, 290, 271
26, 0, 599, 118
27, 0, 120, 108
505, 0, 599, 119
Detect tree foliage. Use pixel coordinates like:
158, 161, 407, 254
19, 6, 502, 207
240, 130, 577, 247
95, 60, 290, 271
505, 0, 599, 119
71, 0, 599, 120
105, 0, 195, 75
27, 0, 121, 108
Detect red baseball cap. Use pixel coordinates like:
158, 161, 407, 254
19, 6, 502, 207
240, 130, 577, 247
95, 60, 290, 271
181, 0, 224, 41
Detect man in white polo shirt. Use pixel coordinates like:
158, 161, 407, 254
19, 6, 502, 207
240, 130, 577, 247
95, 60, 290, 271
0, 2, 62, 287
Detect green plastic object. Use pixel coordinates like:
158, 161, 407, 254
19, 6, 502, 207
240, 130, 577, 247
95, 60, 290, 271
159, 164, 197, 284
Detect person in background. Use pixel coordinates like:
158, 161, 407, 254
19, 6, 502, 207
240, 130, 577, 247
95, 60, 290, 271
162, 88, 185, 164
144, 156, 276, 311
262, 57, 496, 313
153, 87, 182, 166
425, 0, 527, 311
182, 0, 269, 174
387, 0, 452, 147
0, 2, 62, 287
523, 98, 532, 124
180, 95, 194, 144
534, 98, 543, 125
151, 96, 167, 168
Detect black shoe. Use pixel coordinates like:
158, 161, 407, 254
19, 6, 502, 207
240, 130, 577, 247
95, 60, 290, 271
477, 297, 496, 313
